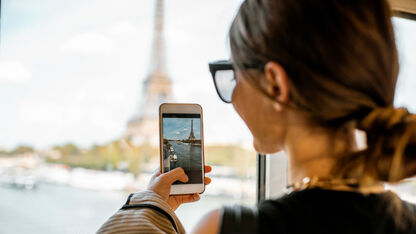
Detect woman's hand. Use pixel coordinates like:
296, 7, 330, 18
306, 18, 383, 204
147, 165, 212, 211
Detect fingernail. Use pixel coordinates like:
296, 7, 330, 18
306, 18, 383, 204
194, 194, 200, 200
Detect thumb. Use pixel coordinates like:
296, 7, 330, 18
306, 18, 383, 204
161, 167, 189, 184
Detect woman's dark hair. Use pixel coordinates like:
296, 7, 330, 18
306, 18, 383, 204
229, 0, 416, 182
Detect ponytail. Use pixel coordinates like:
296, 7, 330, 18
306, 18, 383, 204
334, 107, 416, 183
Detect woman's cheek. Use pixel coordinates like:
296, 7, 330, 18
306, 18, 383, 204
231, 83, 243, 116
232, 82, 257, 135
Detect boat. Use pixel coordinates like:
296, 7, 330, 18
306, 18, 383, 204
0, 167, 37, 190
170, 154, 178, 162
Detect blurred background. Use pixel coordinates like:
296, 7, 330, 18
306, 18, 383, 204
0, 0, 415, 233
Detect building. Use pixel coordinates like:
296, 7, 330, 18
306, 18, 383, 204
124, 0, 173, 146
187, 120, 196, 141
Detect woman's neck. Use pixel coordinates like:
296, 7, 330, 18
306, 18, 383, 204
283, 125, 385, 194
283, 124, 351, 185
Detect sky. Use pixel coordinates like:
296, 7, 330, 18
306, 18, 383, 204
0, 0, 251, 149
0, 1, 415, 150
163, 118, 201, 140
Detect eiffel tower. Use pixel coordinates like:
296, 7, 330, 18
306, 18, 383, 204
124, 0, 173, 146
188, 120, 196, 141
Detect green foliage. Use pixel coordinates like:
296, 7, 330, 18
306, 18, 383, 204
11, 145, 34, 155
46, 141, 256, 178
53, 143, 80, 156
205, 145, 256, 177
47, 141, 147, 175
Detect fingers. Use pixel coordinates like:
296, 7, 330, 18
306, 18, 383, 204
204, 165, 212, 185
204, 165, 212, 173
204, 177, 211, 185
175, 193, 200, 204
158, 166, 211, 186
161, 167, 189, 184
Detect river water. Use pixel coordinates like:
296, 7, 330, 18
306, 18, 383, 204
169, 142, 202, 184
0, 183, 253, 234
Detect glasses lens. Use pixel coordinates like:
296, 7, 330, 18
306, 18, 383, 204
214, 70, 236, 103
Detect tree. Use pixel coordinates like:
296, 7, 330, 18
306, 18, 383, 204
54, 143, 80, 156
11, 145, 34, 155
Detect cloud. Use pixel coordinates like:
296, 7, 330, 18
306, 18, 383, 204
60, 32, 115, 56
0, 60, 32, 84
108, 21, 137, 35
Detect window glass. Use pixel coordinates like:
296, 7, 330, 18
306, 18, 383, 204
264, 152, 288, 200
0, 0, 255, 233
387, 17, 416, 204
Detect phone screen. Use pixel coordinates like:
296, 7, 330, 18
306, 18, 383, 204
162, 113, 203, 184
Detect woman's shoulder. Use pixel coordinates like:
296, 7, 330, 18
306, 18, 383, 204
192, 209, 220, 234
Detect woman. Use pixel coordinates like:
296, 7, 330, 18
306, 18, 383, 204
98, 0, 416, 233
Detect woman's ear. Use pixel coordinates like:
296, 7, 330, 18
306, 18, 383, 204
263, 61, 290, 110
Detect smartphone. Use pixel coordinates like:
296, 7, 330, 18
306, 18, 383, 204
159, 103, 205, 195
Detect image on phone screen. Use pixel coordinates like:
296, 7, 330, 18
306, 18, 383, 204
162, 113, 203, 184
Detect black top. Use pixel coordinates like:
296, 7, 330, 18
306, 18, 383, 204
220, 188, 416, 234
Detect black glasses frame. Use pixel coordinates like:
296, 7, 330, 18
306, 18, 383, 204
209, 60, 265, 103
209, 60, 235, 103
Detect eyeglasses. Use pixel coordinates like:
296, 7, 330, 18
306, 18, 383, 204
209, 60, 235, 103
209, 60, 264, 103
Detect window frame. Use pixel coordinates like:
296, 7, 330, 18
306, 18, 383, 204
390, 0, 416, 20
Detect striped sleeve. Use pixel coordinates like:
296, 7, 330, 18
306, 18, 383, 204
97, 191, 186, 234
